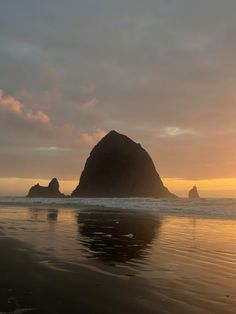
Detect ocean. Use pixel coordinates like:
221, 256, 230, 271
0, 197, 236, 313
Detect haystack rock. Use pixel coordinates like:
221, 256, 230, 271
27, 178, 65, 198
72, 130, 175, 198
188, 186, 200, 199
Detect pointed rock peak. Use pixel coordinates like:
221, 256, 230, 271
48, 177, 60, 190
90, 130, 137, 158
189, 185, 200, 199
103, 130, 134, 140
107, 130, 119, 136
93, 130, 137, 149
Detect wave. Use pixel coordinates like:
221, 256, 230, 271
0, 197, 236, 219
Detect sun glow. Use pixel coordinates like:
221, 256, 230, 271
0, 178, 77, 197
0, 177, 235, 198
163, 178, 236, 198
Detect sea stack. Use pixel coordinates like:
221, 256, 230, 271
72, 130, 175, 198
188, 186, 200, 199
27, 178, 65, 198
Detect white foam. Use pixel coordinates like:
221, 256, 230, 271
0, 197, 236, 219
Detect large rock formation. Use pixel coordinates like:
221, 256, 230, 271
188, 186, 200, 199
72, 130, 175, 198
27, 178, 65, 198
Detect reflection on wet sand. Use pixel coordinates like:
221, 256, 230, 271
28, 208, 58, 223
28, 207, 41, 221
1, 206, 236, 313
77, 210, 161, 263
47, 209, 58, 223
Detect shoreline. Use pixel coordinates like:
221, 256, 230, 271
0, 205, 236, 313
0, 198, 236, 221
0, 234, 156, 314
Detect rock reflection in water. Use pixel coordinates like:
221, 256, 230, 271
47, 209, 58, 223
28, 208, 58, 223
78, 210, 161, 263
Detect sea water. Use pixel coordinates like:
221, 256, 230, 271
0, 197, 236, 313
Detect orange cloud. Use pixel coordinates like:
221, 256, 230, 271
0, 89, 50, 124
26, 110, 50, 124
0, 89, 23, 113
81, 128, 107, 147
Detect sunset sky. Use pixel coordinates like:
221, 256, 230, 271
0, 0, 236, 197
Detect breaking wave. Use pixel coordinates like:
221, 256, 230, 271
0, 197, 236, 219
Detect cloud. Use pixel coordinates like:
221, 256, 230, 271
81, 128, 107, 147
0, 89, 50, 125
1, 41, 43, 60
0, 89, 23, 113
26, 110, 50, 124
159, 127, 197, 138
79, 98, 99, 113
35, 146, 72, 153
1, 1, 236, 185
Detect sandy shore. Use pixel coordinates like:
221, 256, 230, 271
0, 235, 156, 314
1, 204, 236, 314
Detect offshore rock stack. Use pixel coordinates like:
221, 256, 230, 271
188, 186, 200, 199
72, 130, 175, 198
27, 178, 65, 198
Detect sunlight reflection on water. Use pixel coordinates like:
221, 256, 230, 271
1, 203, 236, 313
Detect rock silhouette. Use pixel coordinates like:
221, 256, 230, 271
189, 186, 200, 199
27, 178, 65, 198
72, 130, 175, 198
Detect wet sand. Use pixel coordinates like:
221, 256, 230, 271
1, 203, 236, 313
0, 235, 158, 314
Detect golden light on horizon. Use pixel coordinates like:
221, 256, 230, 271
0, 177, 235, 198
163, 178, 236, 198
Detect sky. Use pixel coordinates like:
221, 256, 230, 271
0, 0, 236, 197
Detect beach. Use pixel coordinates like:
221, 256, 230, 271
0, 199, 236, 313
1, 1, 236, 313
0, 237, 160, 314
